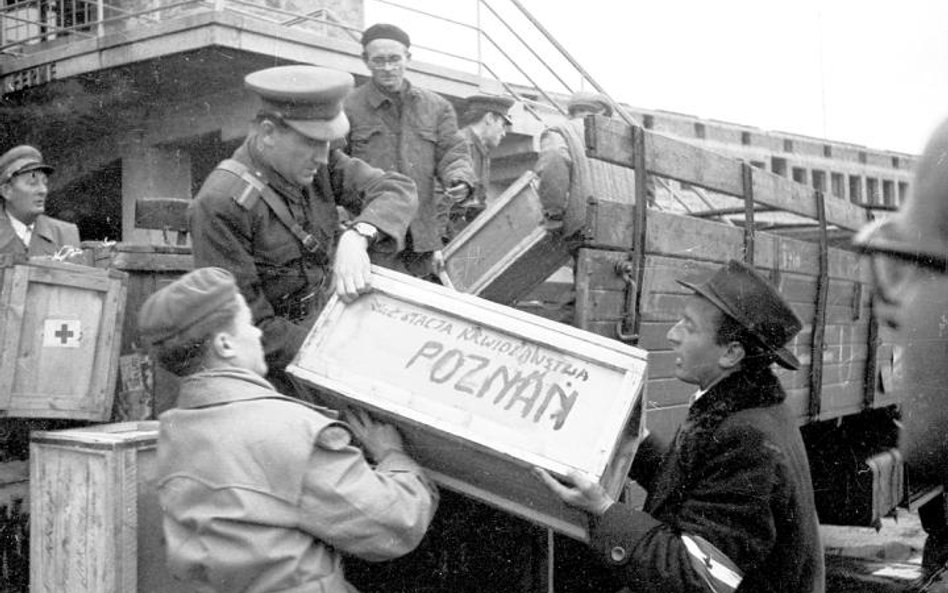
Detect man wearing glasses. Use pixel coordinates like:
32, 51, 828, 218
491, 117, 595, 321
852, 115, 948, 578
0, 145, 80, 256
344, 23, 476, 279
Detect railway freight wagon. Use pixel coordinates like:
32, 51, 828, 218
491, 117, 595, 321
444, 113, 912, 529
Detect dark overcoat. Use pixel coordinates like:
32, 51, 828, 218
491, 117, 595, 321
589, 367, 825, 593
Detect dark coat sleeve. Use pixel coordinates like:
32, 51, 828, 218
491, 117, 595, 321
327, 149, 418, 253
628, 432, 668, 493
433, 101, 476, 188
589, 424, 780, 593
535, 127, 572, 219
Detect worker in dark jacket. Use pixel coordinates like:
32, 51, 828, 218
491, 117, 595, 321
853, 115, 948, 577
344, 23, 475, 278
189, 65, 417, 394
538, 259, 825, 593
444, 93, 515, 239
0, 145, 80, 257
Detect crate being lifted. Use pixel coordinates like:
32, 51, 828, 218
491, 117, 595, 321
288, 266, 647, 540
0, 256, 127, 421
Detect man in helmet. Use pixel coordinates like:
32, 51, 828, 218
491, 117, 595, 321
852, 115, 948, 577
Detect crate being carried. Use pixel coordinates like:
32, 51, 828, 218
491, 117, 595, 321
29, 421, 188, 593
288, 266, 647, 540
0, 256, 127, 421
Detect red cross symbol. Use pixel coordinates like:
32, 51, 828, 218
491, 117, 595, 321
54, 324, 74, 345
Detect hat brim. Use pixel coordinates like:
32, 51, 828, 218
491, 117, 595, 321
678, 279, 801, 370
284, 111, 350, 141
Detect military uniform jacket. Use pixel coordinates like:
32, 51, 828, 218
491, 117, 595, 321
188, 139, 417, 371
157, 366, 439, 593
344, 80, 475, 252
0, 209, 80, 257
589, 368, 825, 593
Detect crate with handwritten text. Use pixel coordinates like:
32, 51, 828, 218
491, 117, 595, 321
288, 266, 647, 540
0, 256, 127, 420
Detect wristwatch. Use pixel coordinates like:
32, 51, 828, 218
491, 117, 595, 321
348, 221, 379, 245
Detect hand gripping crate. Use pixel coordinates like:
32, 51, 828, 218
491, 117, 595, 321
29, 421, 188, 593
288, 266, 648, 540
0, 257, 127, 421
439, 171, 573, 304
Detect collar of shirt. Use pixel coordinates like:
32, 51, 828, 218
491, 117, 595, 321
6, 209, 33, 245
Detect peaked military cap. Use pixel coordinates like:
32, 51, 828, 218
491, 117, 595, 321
245, 65, 353, 141
567, 92, 613, 118
462, 94, 515, 126
678, 259, 803, 370
0, 145, 54, 184
361, 23, 410, 48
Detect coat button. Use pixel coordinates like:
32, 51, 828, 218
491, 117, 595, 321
610, 546, 627, 562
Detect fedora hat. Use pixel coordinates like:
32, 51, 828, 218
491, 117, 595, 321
678, 259, 803, 370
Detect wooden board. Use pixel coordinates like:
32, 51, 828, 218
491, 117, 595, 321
84, 242, 194, 418
288, 266, 648, 541
0, 259, 127, 421
440, 172, 571, 304
29, 421, 188, 593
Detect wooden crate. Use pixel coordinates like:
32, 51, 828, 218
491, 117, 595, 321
440, 171, 572, 304
0, 258, 127, 421
288, 266, 648, 541
29, 421, 188, 593
83, 242, 194, 419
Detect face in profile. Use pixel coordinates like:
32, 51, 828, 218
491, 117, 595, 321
482, 112, 510, 150
262, 122, 331, 186
226, 294, 268, 377
666, 296, 729, 390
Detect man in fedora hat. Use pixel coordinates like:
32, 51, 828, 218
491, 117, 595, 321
344, 23, 476, 279
139, 267, 437, 593
189, 65, 417, 397
853, 115, 948, 576
537, 259, 824, 593
444, 93, 516, 239
0, 145, 80, 256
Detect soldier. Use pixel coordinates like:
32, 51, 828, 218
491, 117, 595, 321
0, 145, 80, 256
538, 260, 825, 593
139, 267, 438, 593
188, 65, 417, 395
445, 93, 515, 239
345, 23, 476, 278
852, 115, 948, 577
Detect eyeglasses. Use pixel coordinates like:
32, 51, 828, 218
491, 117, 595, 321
367, 54, 405, 69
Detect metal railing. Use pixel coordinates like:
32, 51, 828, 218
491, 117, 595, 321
0, 0, 626, 124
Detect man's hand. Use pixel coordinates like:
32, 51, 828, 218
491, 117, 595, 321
533, 467, 615, 516
344, 408, 406, 463
445, 180, 472, 203
333, 229, 373, 302
430, 249, 446, 275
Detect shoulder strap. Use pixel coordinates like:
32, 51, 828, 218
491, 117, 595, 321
216, 159, 325, 255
